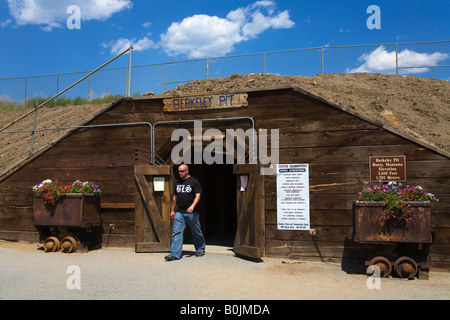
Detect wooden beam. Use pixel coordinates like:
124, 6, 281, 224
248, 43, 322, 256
101, 203, 135, 209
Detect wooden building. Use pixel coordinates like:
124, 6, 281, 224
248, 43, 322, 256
0, 84, 449, 269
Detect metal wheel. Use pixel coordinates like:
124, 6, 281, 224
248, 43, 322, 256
44, 236, 60, 252
61, 236, 77, 253
394, 256, 418, 279
369, 256, 392, 278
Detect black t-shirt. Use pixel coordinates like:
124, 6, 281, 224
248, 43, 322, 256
174, 176, 202, 213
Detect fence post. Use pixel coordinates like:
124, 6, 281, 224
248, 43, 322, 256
56, 74, 59, 104
127, 44, 133, 96
23, 77, 27, 108
395, 43, 399, 75
321, 47, 324, 74
263, 53, 266, 74
30, 99, 38, 155
164, 63, 167, 92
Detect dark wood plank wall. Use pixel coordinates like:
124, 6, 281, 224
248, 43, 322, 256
251, 91, 450, 268
0, 99, 157, 246
0, 88, 449, 268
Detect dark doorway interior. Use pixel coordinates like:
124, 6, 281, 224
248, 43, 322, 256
174, 164, 237, 247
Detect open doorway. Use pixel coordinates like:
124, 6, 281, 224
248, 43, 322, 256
174, 163, 237, 248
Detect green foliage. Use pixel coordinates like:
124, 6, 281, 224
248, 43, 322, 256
357, 181, 439, 223
0, 93, 128, 111
33, 179, 102, 206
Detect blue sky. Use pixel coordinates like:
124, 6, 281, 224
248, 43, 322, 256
0, 0, 449, 102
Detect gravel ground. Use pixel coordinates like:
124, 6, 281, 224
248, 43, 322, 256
1, 240, 449, 301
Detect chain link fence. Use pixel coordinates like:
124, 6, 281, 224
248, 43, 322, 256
1, 40, 449, 108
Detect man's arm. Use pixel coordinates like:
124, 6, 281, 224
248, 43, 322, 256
186, 193, 201, 213
170, 194, 177, 218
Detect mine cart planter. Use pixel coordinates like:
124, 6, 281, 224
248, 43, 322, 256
353, 201, 432, 243
353, 201, 434, 279
33, 194, 102, 253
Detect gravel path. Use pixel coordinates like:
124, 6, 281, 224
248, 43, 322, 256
1, 240, 449, 301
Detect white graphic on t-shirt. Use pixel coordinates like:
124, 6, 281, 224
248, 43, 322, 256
177, 184, 192, 193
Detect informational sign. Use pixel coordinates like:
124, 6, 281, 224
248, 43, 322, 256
276, 164, 310, 230
163, 93, 248, 112
369, 155, 406, 182
153, 177, 165, 192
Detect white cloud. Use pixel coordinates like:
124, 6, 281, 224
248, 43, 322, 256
6, 0, 132, 30
347, 46, 449, 74
102, 37, 155, 55
160, 1, 295, 58
160, 14, 243, 59
0, 19, 12, 28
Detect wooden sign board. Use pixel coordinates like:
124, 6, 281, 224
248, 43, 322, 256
369, 155, 406, 182
163, 93, 248, 112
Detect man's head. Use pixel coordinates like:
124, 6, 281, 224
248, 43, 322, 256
178, 164, 189, 180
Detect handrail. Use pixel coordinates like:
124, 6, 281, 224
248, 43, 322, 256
0, 121, 153, 157
0, 45, 133, 133
1, 117, 255, 164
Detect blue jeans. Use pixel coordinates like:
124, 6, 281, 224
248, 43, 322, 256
169, 211, 205, 259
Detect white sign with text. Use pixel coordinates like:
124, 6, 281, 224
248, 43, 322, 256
276, 164, 310, 230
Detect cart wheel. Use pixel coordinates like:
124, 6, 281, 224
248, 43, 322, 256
61, 236, 77, 253
394, 256, 418, 279
44, 236, 60, 252
369, 256, 392, 278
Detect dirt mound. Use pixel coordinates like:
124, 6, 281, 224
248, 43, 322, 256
160, 73, 450, 155
0, 103, 109, 176
1, 73, 449, 176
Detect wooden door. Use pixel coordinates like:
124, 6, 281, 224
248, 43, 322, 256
233, 164, 265, 259
135, 165, 172, 252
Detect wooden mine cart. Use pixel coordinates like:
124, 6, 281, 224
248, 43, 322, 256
353, 201, 434, 279
33, 194, 102, 253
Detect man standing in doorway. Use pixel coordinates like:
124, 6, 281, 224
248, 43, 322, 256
165, 164, 206, 261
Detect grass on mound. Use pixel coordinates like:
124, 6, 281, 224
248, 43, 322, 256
0, 93, 141, 111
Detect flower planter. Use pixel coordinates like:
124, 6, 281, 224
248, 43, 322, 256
353, 201, 432, 243
33, 193, 102, 229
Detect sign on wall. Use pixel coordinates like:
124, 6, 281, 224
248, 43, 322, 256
163, 93, 248, 112
369, 155, 406, 182
276, 164, 310, 230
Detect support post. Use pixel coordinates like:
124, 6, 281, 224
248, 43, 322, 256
127, 44, 133, 97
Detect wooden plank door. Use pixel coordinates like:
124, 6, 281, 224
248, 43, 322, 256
135, 165, 172, 252
233, 164, 265, 259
